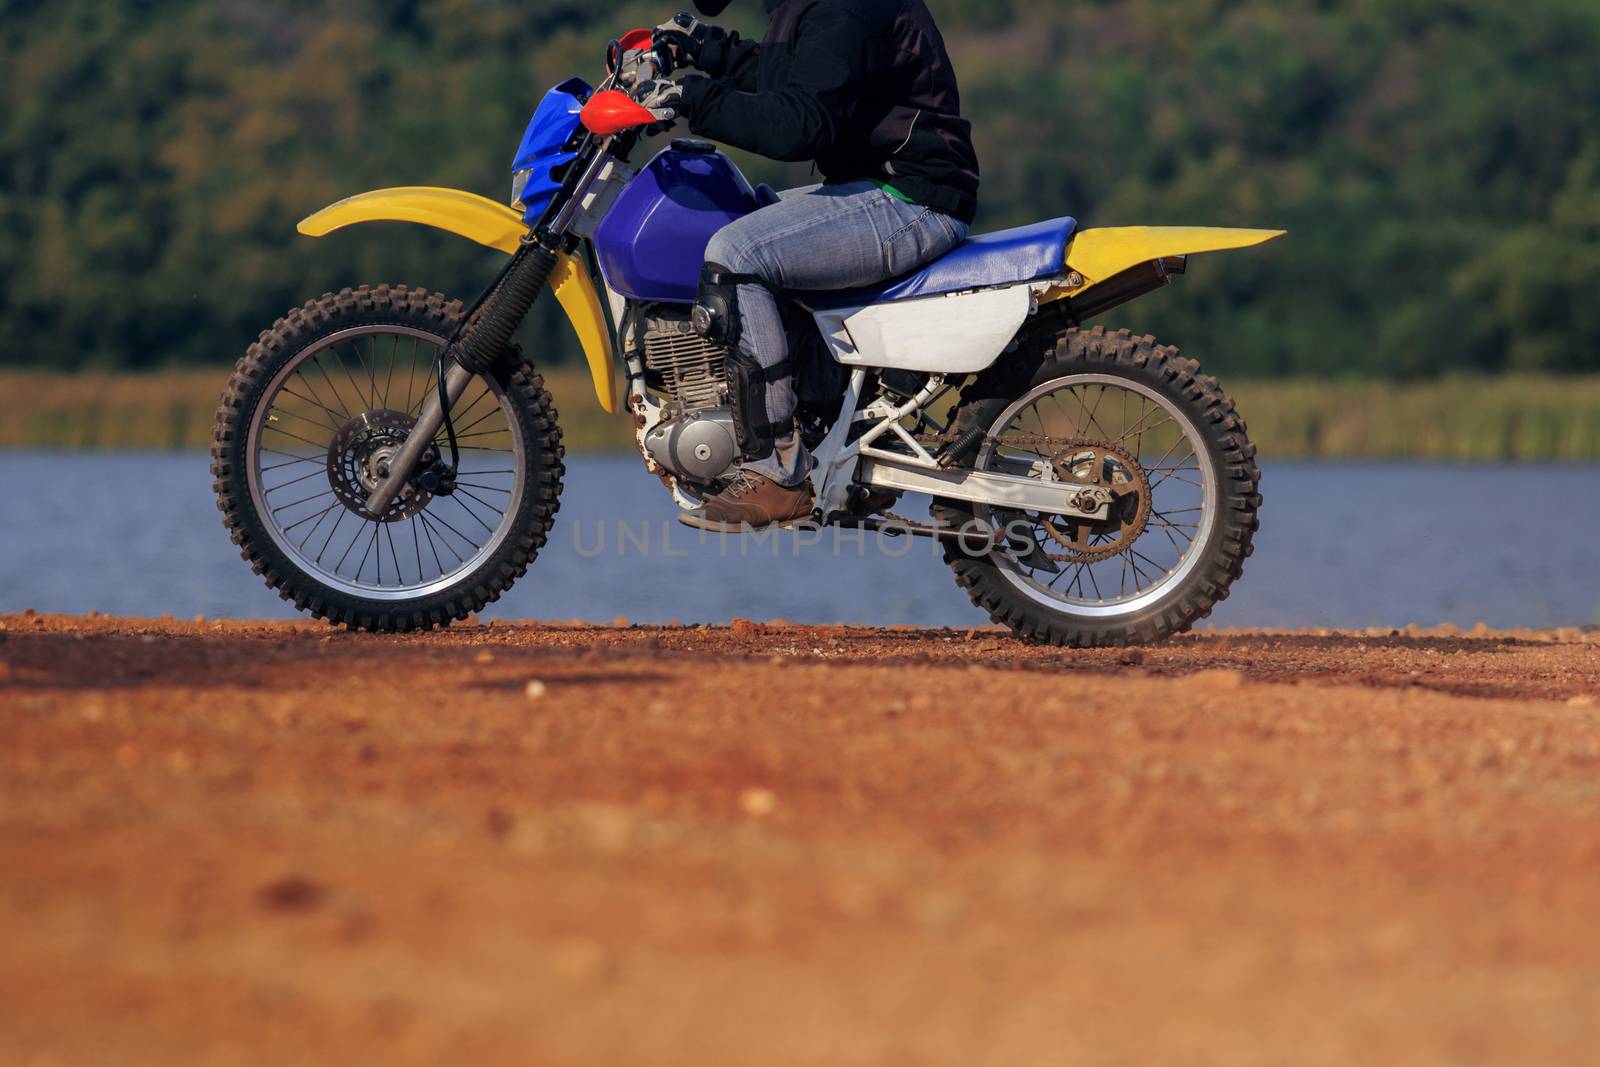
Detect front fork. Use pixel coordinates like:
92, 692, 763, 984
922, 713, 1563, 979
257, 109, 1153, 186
363, 241, 559, 516
363, 362, 475, 515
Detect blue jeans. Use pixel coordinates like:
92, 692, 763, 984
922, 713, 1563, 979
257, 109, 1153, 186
703, 180, 970, 486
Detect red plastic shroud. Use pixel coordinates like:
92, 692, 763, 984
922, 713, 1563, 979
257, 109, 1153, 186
581, 89, 658, 135
617, 28, 654, 53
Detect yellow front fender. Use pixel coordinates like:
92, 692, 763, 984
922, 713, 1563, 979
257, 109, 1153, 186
297, 187, 617, 413
1051, 226, 1287, 301
547, 249, 618, 414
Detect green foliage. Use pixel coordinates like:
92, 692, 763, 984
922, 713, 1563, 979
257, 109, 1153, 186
12, 368, 1600, 461
2, 0, 1598, 378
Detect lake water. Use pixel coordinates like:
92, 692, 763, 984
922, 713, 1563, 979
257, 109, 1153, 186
2, 452, 1597, 630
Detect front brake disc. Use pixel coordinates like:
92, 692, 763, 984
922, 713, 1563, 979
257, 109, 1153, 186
326, 409, 431, 522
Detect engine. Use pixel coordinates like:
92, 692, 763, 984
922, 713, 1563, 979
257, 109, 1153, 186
638, 310, 742, 484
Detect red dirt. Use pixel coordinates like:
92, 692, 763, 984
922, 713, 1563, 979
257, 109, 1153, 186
3, 612, 1600, 1065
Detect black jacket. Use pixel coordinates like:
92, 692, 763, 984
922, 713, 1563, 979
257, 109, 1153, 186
678, 0, 981, 225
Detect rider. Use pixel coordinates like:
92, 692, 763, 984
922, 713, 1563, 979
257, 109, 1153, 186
640, 0, 980, 530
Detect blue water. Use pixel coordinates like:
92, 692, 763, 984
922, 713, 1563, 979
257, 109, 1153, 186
2, 452, 1597, 630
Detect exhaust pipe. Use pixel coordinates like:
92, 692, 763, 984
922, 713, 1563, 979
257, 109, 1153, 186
1065, 255, 1187, 323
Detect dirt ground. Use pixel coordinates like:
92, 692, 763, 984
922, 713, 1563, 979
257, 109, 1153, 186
3, 612, 1599, 1066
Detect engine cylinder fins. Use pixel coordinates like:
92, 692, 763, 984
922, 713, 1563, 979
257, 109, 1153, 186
642, 312, 729, 413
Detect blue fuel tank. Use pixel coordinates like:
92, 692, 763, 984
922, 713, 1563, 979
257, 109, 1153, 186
593, 143, 759, 304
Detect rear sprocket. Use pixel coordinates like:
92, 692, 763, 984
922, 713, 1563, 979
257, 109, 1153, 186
1036, 438, 1152, 564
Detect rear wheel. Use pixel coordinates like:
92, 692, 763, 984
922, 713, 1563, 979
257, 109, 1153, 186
211, 284, 564, 632
934, 326, 1261, 647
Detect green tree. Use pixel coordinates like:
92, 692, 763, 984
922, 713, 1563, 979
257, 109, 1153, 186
1, 0, 1597, 378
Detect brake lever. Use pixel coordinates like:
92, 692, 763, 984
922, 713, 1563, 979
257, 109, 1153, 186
615, 52, 662, 91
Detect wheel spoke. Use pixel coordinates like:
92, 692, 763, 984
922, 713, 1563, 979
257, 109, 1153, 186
1083, 386, 1113, 440
382, 334, 399, 409
260, 450, 321, 471
248, 324, 526, 600
449, 492, 498, 534
313, 355, 356, 421
418, 508, 479, 552
271, 488, 335, 515
335, 518, 371, 573
262, 425, 330, 452
283, 500, 339, 535
296, 501, 338, 550
455, 486, 508, 517
410, 354, 443, 418
315, 507, 348, 565
417, 511, 450, 570
352, 521, 379, 581
278, 384, 347, 431
1151, 470, 1204, 490
341, 340, 374, 411
267, 406, 341, 435
404, 338, 420, 415
263, 466, 327, 495
977, 372, 1215, 613
1048, 391, 1078, 437
1115, 405, 1171, 448
448, 385, 496, 427
409, 516, 425, 583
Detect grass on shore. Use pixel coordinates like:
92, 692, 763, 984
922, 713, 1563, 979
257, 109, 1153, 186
0, 367, 628, 454
4, 368, 1600, 461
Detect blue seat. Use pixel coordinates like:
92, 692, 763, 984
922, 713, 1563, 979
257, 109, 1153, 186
809, 216, 1077, 308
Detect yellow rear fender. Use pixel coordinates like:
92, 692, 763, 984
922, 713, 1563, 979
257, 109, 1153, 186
1049, 226, 1287, 302
297, 187, 617, 413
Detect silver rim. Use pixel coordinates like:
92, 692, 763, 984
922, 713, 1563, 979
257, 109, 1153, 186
246, 325, 525, 601
977, 373, 1218, 618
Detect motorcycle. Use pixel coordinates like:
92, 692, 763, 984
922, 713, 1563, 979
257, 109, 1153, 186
212, 29, 1279, 646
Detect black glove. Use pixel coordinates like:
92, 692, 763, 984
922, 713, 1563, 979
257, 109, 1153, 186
654, 12, 714, 73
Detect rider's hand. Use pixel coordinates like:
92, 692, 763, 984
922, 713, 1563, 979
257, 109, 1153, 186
635, 77, 689, 121
654, 12, 710, 72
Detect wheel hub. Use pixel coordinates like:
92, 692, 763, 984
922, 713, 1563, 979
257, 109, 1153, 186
326, 409, 431, 522
1041, 439, 1152, 563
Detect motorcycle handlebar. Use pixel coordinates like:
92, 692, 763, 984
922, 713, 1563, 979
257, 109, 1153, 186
610, 38, 667, 94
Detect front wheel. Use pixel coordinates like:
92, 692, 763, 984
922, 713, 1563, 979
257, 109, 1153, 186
934, 326, 1261, 647
211, 284, 565, 632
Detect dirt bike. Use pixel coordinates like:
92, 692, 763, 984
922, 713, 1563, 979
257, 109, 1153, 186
212, 29, 1279, 646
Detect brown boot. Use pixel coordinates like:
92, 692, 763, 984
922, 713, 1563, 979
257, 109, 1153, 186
678, 470, 816, 532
